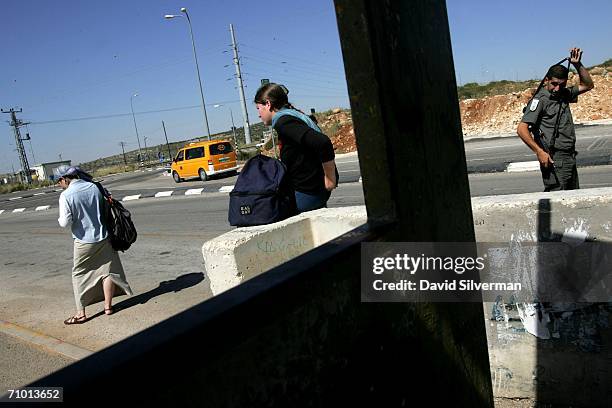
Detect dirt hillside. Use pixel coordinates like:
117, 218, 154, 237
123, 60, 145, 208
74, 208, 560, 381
460, 66, 611, 136
316, 65, 611, 153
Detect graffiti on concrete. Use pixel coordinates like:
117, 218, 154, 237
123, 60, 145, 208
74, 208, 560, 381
256, 234, 309, 255
493, 366, 514, 395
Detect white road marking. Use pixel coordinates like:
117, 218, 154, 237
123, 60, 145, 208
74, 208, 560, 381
9, 197, 22, 201
468, 144, 519, 151
154, 191, 173, 198
185, 188, 204, 195
586, 137, 608, 151
35, 205, 51, 211
12, 208, 26, 213
506, 161, 540, 172
219, 185, 234, 193
122, 194, 142, 201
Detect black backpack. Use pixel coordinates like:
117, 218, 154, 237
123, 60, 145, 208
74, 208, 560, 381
95, 182, 137, 252
228, 154, 298, 227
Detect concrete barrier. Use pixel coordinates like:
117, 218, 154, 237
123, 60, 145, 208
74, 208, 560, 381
472, 187, 612, 407
202, 206, 367, 295
202, 188, 612, 406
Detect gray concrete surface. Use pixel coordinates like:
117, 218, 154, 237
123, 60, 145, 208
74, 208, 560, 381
472, 188, 612, 406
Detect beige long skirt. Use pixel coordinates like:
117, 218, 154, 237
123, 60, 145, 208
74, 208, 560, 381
72, 239, 133, 310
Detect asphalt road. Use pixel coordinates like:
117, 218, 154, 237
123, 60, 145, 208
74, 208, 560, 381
464, 123, 612, 172
2, 124, 611, 210
469, 165, 612, 196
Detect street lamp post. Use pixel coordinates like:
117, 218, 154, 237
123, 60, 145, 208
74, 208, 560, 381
130, 93, 143, 163
164, 8, 211, 141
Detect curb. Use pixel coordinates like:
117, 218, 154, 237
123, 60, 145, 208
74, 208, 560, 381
0, 319, 93, 361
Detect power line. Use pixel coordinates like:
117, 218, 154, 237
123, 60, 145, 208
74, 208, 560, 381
240, 43, 345, 75
27, 99, 242, 125
240, 54, 346, 83
240, 53, 346, 79
242, 69, 348, 93
244, 71, 348, 94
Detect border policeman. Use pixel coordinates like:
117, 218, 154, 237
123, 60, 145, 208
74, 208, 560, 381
517, 48, 594, 191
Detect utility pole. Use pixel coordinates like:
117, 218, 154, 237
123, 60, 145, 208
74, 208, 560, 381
230, 24, 251, 144
260, 79, 277, 158
162, 121, 172, 162
2, 108, 32, 184
144, 136, 149, 161
25, 125, 36, 165
119, 142, 128, 166
229, 109, 237, 146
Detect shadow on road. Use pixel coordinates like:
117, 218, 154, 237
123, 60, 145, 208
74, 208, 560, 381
88, 273, 205, 320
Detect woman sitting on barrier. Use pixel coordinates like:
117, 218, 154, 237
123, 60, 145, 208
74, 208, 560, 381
254, 83, 338, 212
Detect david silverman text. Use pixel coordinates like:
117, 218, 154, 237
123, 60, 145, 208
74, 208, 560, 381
372, 280, 522, 291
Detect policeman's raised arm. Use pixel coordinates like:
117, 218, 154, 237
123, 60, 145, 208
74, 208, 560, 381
570, 48, 594, 94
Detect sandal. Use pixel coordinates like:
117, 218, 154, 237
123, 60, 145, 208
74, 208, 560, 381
104, 307, 114, 315
64, 315, 87, 325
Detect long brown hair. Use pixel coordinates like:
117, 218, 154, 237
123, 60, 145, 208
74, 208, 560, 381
254, 82, 310, 112
254, 83, 321, 124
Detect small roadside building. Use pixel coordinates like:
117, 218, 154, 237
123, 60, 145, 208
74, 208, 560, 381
31, 160, 72, 181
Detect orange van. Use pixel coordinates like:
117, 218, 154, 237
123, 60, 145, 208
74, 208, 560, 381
171, 140, 238, 182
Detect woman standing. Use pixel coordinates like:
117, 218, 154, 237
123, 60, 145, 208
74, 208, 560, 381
56, 165, 132, 324
254, 83, 338, 212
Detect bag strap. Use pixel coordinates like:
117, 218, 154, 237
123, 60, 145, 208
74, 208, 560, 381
524, 57, 570, 113
93, 181, 112, 200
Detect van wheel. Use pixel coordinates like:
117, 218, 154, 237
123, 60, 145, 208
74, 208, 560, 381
172, 171, 182, 183
199, 168, 208, 182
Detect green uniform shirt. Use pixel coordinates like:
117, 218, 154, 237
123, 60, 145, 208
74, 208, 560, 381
521, 86, 579, 152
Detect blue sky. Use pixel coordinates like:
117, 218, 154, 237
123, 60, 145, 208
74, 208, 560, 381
1, 0, 610, 174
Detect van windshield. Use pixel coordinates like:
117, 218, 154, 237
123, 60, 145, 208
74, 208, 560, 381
209, 142, 233, 155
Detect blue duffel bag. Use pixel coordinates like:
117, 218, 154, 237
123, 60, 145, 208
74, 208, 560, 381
228, 154, 297, 227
